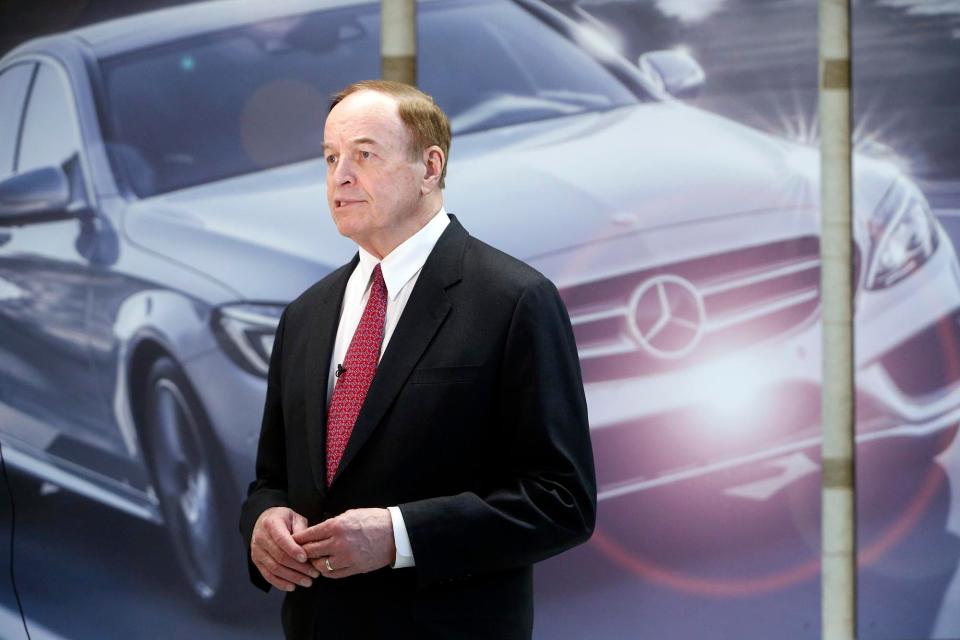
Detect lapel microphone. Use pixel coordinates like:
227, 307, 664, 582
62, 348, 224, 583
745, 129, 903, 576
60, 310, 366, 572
336, 363, 346, 378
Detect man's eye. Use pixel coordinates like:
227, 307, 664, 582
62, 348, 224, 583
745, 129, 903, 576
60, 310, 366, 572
325, 155, 337, 165
360, 150, 371, 160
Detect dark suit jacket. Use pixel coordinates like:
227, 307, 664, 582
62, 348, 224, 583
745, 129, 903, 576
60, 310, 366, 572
239, 215, 596, 639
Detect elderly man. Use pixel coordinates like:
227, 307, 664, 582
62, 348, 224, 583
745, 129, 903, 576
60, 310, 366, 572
239, 79, 596, 639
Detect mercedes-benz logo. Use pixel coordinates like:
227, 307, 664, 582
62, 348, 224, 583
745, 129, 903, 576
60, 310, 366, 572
627, 274, 706, 359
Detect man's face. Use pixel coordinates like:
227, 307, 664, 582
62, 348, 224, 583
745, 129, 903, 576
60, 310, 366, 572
323, 90, 425, 249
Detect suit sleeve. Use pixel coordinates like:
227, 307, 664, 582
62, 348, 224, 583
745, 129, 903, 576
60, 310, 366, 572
398, 277, 597, 587
238, 306, 291, 592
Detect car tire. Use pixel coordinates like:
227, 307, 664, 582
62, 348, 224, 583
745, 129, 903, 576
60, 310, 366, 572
141, 355, 247, 613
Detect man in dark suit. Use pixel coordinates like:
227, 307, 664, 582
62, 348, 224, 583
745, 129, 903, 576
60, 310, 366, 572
239, 80, 596, 639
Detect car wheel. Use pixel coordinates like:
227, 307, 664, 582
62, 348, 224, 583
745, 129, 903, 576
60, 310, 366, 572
141, 355, 244, 612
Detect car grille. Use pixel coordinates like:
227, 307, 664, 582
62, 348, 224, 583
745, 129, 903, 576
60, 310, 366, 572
561, 237, 860, 383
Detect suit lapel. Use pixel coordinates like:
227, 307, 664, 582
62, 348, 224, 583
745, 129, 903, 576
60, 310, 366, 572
329, 216, 468, 488
304, 254, 358, 496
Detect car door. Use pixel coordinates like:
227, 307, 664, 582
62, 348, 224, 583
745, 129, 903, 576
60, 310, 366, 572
0, 59, 106, 467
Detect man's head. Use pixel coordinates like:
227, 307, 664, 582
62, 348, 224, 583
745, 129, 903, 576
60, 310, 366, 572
323, 80, 451, 258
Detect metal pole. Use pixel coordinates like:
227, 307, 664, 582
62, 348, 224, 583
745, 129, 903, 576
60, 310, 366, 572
819, 0, 856, 638
381, 0, 417, 86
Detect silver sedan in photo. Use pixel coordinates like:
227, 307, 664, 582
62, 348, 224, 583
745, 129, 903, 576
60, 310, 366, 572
0, 0, 958, 610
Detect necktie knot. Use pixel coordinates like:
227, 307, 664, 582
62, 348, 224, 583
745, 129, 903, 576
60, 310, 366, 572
370, 262, 387, 300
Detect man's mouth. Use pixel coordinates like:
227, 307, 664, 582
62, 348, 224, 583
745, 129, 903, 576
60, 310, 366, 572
335, 199, 363, 209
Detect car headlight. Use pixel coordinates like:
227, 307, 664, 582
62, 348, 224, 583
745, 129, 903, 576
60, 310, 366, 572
211, 303, 284, 376
865, 177, 939, 290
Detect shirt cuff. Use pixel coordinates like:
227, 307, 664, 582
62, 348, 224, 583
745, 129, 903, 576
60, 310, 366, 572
387, 506, 416, 568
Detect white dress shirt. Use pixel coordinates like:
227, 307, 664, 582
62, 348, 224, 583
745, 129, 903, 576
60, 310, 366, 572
325, 207, 450, 568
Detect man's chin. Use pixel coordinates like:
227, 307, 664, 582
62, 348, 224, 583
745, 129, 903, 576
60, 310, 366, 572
331, 206, 358, 227
330, 214, 371, 244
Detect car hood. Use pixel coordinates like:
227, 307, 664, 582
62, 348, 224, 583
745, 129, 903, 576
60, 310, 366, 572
124, 161, 357, 301
445, 101, 825, 257
124, 101, 887, 301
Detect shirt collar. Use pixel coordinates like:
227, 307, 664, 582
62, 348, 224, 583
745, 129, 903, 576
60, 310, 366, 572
356, 206, 450, 301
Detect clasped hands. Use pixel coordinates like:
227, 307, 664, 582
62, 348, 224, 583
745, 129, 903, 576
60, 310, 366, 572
250, 506, 396, 592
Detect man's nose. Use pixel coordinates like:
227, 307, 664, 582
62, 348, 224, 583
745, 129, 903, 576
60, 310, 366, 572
332, 156, 355, 185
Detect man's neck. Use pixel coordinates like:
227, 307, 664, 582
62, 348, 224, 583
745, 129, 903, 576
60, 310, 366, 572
358, 199, 444, 260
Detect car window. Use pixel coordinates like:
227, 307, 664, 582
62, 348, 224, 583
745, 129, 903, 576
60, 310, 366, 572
0, 63, 35, 180
101, 4, 376, 199
17, 62, 83, 174
419, 2, 638, 134
99, 0, 640, 198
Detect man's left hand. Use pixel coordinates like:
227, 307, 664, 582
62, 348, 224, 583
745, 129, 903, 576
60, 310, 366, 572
291, 508, 396, 579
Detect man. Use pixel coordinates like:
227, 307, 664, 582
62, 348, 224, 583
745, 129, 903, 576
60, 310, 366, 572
239, 79, 596, 639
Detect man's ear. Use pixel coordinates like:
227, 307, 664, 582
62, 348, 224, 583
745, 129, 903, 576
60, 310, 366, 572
421, 145, 445, 194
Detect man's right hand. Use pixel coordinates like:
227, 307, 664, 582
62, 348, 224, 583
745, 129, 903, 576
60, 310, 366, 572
250, 506, 320, 592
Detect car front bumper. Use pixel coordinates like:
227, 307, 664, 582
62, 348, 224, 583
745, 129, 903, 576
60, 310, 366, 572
585, 221, 960, 502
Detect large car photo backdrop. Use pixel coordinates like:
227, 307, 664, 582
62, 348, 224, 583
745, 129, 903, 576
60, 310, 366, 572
1, 0, 959, 638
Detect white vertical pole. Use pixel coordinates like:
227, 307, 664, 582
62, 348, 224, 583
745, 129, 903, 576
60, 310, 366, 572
819, 0, 856, 638
381, 0, 417, 85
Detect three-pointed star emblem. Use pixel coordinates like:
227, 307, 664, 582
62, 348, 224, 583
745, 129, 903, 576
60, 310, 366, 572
627, 274, 707, 359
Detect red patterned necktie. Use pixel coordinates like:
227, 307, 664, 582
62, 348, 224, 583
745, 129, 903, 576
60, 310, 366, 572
325, 263, 388, 486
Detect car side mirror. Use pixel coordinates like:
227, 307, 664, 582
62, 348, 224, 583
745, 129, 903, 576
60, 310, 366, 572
0, 165, 80, 226
638, 49, 705, 99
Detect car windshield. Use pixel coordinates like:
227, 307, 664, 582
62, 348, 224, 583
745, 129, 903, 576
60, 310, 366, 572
99, 0, 641, 197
